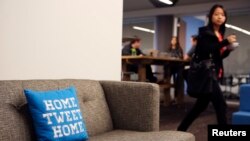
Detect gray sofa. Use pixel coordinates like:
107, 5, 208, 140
0, 79, 195, 141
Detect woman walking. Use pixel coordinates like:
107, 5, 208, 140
177, 4, 237, 131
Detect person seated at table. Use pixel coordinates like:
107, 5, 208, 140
184, 35, 198, 61
122, 37, 157, 83
165, 36, 184, 104
167, 36, 184, 59
183, 35, 198, 82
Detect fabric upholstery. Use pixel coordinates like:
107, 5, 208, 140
238, 84, 250, 112
0, 79, 195, 141
232, 111, 250, 124
100, 81, 160, 131
0, 80, 35, 141
232, 84, 250, 124
90, 130, 195, 141
57, 80, 113, 136
0, 79, 113, 140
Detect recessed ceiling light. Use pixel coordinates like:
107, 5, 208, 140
149, 0, 178, 8
158, 0, 173, 5
133, 26, 155, 34
226, 24, 250, 36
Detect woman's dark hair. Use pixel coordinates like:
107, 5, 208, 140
207, 4, 227, 35
168, 36, 181, 50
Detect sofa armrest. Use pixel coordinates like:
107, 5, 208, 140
100, 81, 160, 132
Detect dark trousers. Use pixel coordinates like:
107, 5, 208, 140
177, 80, 227, 131
165, 64, 184, 98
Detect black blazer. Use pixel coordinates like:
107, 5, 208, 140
195, 26, 231, 79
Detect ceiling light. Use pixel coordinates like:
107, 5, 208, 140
158, 0, 173, 5
133, 26, 155, 34
149, 0, 178, 8
226, 24, 250, 36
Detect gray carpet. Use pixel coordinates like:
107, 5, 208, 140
159, 96, 239, 141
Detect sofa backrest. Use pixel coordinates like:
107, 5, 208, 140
0, 79, 113, 141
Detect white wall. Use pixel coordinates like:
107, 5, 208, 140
0, 0, 123, 80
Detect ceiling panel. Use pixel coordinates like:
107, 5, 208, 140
123, 0, 250, 19
123, 0, 225, 12
123, 0, 154, 11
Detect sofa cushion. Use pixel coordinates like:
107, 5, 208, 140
90, 130, 195, 141
24, 86, 88, 141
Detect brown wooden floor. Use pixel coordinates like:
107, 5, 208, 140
159, 96, 239, 141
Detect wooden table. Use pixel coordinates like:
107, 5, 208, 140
122, 55, 189, 106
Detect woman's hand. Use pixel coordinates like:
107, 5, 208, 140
227, 34, 237, 44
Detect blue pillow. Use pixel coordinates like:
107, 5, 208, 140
24, 86, 88, 141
